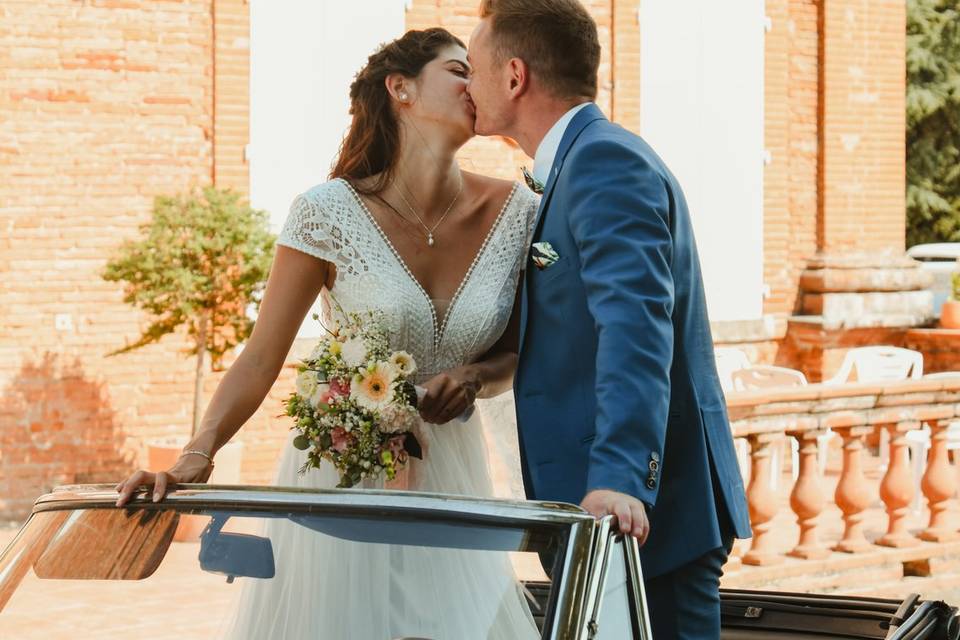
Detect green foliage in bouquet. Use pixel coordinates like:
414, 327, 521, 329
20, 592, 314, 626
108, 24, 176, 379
103, 187, 275, 436
907, 0, 960, 245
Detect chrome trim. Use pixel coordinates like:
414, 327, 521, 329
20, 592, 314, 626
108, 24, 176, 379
581, 516, 615, 639
546, 519, 596, 640
36, 484, 592, 526
34, 484, 593, 522
624, 535, 654, 639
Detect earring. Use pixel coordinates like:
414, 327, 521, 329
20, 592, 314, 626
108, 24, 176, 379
399, 92, 408, 102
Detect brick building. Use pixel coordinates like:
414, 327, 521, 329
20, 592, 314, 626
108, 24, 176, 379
0, 0, 914, 520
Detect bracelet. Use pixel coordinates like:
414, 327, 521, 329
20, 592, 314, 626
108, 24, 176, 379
180, 449, 215, 466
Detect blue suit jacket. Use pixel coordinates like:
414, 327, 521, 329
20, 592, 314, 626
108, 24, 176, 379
514, 104, 751, 578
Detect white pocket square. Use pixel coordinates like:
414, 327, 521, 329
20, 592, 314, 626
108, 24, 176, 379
531, 241, 560, 270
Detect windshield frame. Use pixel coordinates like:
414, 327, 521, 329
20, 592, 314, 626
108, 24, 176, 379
4, 484, 599, 640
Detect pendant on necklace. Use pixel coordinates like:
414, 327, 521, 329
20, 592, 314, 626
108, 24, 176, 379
427, 233, 435, 247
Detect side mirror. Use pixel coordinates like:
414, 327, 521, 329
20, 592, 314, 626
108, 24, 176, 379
198, 516, 275, 583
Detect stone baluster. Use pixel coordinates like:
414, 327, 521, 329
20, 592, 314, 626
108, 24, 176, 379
743, 433, 783, 566
787, 429, 829, 559
877, 422, 921, 547
832, 426, 875, 553
920, 420, 959, 542
723, 541, 744, 573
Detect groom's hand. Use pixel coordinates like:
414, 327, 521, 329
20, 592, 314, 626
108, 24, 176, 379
581, 489, 650, 544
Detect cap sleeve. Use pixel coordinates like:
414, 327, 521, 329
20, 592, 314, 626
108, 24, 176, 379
276, 182, 362, 273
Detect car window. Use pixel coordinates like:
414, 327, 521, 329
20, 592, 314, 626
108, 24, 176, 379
0, 506, 567, 640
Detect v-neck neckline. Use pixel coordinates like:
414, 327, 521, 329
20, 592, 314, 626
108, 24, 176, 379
339, 178, 519, 350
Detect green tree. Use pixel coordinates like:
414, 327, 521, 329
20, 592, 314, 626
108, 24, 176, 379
907, 0, 960, 245
104, 187, 275, 436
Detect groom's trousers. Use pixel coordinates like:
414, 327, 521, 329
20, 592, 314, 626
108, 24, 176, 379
643, 535, 734, 639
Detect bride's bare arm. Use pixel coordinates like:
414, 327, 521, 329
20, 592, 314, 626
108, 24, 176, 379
115, 246, 329, 505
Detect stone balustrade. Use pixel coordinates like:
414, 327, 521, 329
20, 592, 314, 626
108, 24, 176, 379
725, 377, 960, 569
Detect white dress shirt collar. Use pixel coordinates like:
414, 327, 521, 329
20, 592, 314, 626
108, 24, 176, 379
532, 102, 592, 185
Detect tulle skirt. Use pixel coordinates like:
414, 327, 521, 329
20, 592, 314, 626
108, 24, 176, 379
222, 394, 539, 640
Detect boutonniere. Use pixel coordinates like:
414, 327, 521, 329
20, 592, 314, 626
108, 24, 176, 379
530, 241, 560, 270
521, 167, 544, 195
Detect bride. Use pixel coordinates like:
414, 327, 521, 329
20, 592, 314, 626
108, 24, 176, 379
115, 27, 540, 639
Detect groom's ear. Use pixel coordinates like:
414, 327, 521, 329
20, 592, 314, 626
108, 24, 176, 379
506, 58, 530, 100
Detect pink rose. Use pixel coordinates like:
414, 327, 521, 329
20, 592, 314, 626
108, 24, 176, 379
331, 426, 353, 453
329, 378, 351, 398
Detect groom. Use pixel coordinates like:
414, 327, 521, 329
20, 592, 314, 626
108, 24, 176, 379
468, 1, 752, 637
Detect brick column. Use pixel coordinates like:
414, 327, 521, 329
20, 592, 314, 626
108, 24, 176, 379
783, 1, 927, 381
819, 0, 905, 254
762, 0, 791, 316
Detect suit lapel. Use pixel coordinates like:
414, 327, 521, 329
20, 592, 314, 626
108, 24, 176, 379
529, 103, 606, 239
519, 103, 607, 354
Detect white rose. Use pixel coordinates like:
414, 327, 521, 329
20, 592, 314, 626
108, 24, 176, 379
379, 403, 419, 433
295, 370, 319, 400
389, 351, 417, 377
341, 337, 368, 368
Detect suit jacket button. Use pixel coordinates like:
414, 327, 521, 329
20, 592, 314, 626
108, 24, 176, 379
646, 478, 657, 490
651, 452, 661, 463
649, 460, 659, 472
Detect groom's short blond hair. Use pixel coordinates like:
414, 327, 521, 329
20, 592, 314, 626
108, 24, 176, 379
479, 0, 600, 101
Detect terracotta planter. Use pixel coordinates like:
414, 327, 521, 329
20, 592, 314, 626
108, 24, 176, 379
941, 299, 960, 329
146, 438, 244, 542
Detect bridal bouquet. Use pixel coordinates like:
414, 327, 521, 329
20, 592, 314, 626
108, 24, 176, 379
284, 309, 422, 488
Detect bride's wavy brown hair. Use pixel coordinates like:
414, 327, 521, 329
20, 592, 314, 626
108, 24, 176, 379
331, 28, 466, 195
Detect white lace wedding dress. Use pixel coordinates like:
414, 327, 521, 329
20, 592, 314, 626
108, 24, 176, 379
222, 178, 541, 640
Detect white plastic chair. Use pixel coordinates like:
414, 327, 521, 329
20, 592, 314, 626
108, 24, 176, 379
715, 347, 751, 392
732, 365, 808, 391
731, 365, 820, 483
922, 371, 960, 380
822, 346, 924, 385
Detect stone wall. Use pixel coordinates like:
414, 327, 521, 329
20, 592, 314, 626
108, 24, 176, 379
0, 0, 290, 520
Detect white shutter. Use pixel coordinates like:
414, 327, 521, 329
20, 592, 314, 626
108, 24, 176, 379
249, 1, 405, 232
640, 0, 765, 321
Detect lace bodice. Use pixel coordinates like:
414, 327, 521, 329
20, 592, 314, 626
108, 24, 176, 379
277, 178, 539, 383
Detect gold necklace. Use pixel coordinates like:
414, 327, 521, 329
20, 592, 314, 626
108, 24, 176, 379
394, 173, 463, 247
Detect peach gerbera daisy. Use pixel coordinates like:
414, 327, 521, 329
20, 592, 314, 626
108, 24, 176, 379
350, 364, 395, 411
